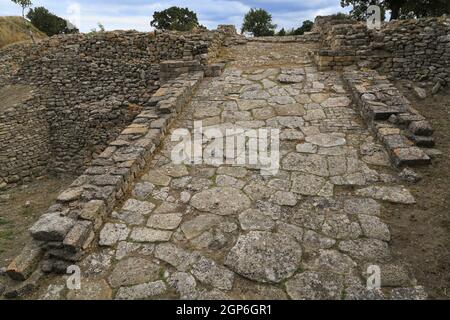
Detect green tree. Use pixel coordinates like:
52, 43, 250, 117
292, 20, 314, 35
11, 0, 35, 43
341, 0, 450, 21
277, 28, 286, 36
27, 7, 79, 36
11, 0, 32, 19
151, 6, 199, 31
241, 8, 277, 37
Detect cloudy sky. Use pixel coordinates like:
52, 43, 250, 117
0, 0, 350, 32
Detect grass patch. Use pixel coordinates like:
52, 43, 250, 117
0, 217, 10, 225
0, 229, 14, 240
0, 16, 47, 48
21, 206, 34, 216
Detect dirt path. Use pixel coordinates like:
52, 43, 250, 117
384, 82, 450, 299
25, 42, 433, 300
0, 177, 74, 267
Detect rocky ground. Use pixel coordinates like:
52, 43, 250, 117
385, 82, 450, 299
2, 41, 444, 300
0, 177, 73, 267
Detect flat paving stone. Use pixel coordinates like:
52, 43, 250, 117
36, 41, 427, 300
190, 187, 251, 215
225, 231, 302, 283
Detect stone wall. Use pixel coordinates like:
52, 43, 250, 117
6, 71, 206, 281
0, 29, 232, 187
343, 69, 434, 167
3, 27, 237, 281
314, 16, 450, 85
0, 87, 50, 188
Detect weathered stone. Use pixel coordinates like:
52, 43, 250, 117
413, 86, 427, 99
305, 134, 346, 148
338, 239, 390, 262
30, 213, 75, 241
57, 187, 83, 202
108, 257, 161, 288
270, 191, 298, 206
67, 279, 112, 300
115, 281, 167, 300
296, 143, 318, 153
112, 210, 145, 225
390, 286, 427, 300
291, 173, 327, 196
190, 187, 251, 215
304, 249, 356, 274
393, 147, 431, 166
122, 199, 155, 215
142, 170, 171, 186
6, 241, 43, 281
302, 230, 336, 250
167, 272, 198, 300
99, 223, 129, 246
147, 213, 183, 230
355, 186, 416, 204
191, 256, 234, 291
129, 227, 172, 243
409, 121, 434, 136
399, 168, 422, 183
285, 271, 344, 300
159, 164, 189, 178
283, 153, 329, 176
343, 198, 381, 216
358, 215, 390, 241
225, 231, 302, 283
180, 214, 222, 239
322, 214, 362, 240
80, 200, 106, 221
131, 182, 155, 200
238, 209, 275, 231
154, 243, 199, 271
63, 220, 93, 250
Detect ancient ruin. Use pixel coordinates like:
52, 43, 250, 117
0, 15, 449, 300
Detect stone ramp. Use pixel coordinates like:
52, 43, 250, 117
26, 42, 426, 300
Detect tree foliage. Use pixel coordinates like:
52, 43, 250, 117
27, 7, 79, 36
277, 28, 286, 36
241, 8, 277, 37
11, 0, 32, 18
341, 0, 450, 21
277, 20, 314, 37
291, 20, 314, 35
151, 6, 199, 31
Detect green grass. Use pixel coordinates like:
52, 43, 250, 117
21, 206, 34, 216
0, 217, 9, 225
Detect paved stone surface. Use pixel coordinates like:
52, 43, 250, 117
35, 41, 424, 300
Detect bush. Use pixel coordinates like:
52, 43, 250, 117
150, 6, 199, 31
27, 6, 78, 36
241, 8, 277, 37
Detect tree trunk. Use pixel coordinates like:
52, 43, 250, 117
22, 6, 36, 44
389, 0, 404, 20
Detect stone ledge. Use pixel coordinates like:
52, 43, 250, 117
6, 71, 205, 281
343, 69, 434, 168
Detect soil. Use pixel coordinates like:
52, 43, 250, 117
0, 176, 74, 268
385, 82, 450, 300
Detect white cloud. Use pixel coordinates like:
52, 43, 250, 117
0, 0, 348, 32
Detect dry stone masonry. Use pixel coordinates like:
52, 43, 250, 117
314, 15, 450, 85
0, 29, 232, 188
0, 17, 441, 300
